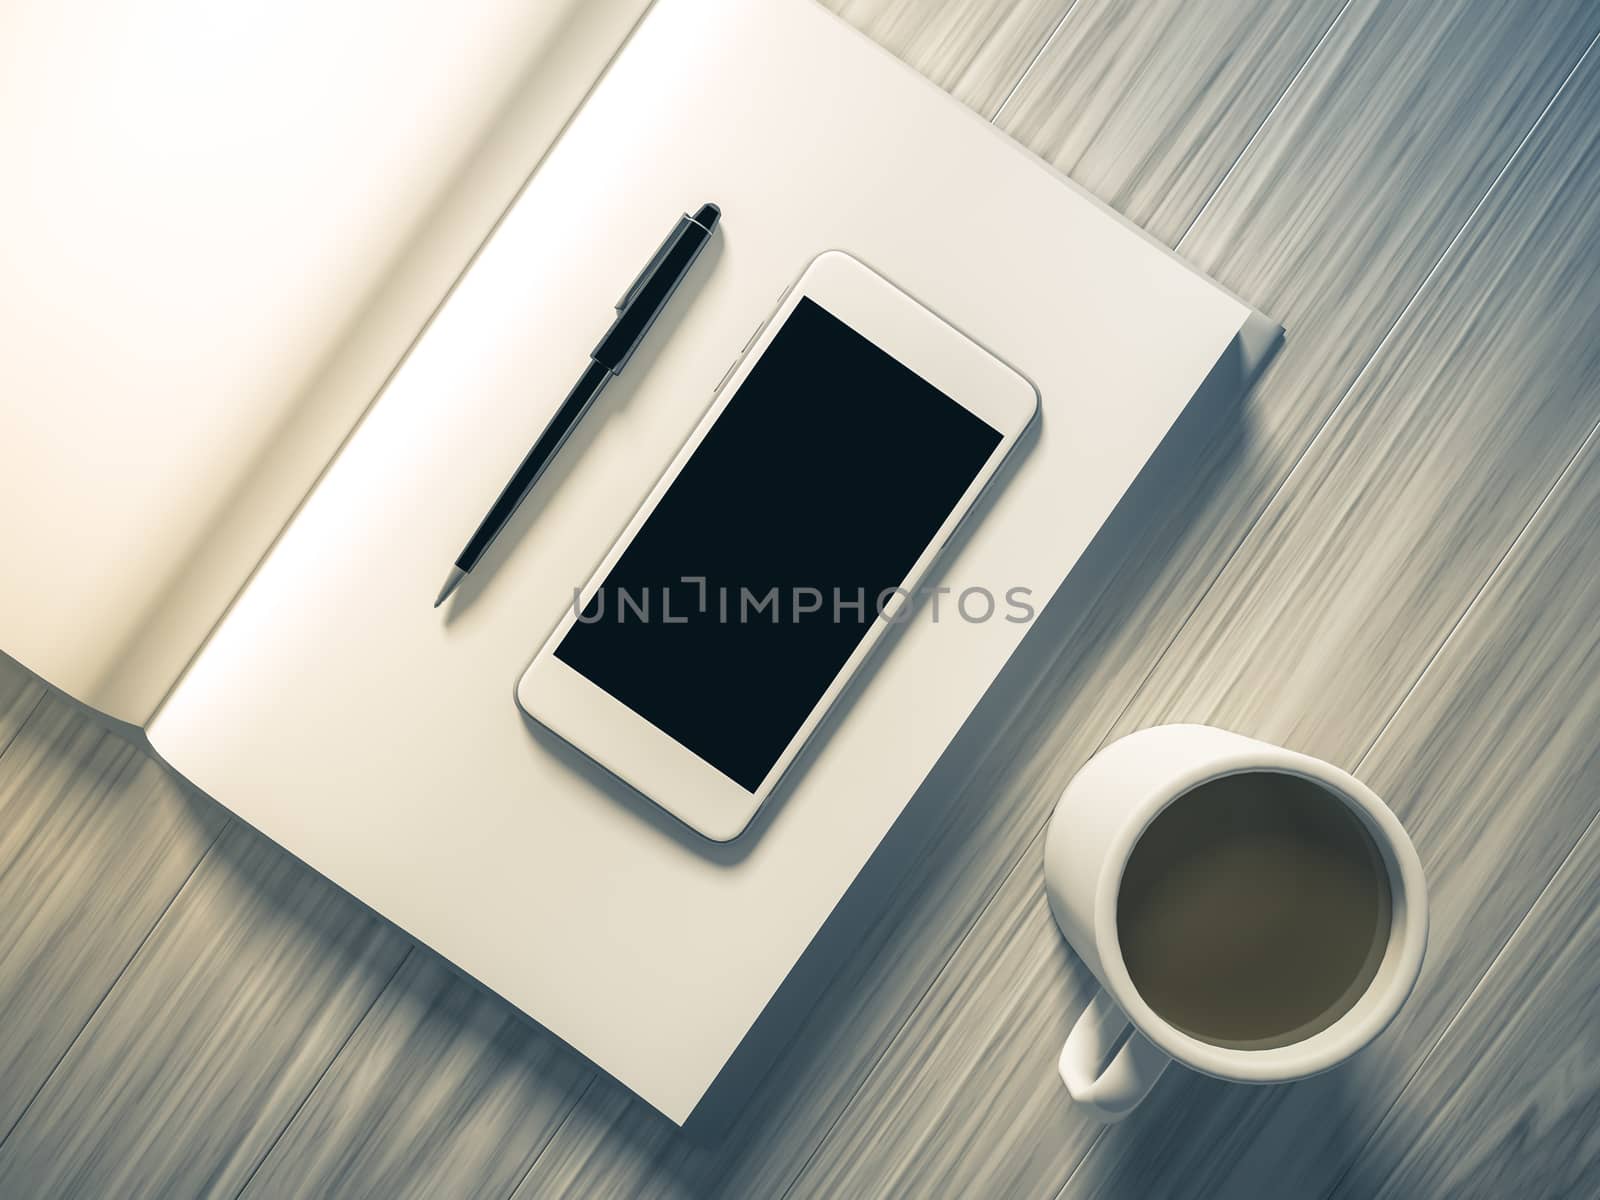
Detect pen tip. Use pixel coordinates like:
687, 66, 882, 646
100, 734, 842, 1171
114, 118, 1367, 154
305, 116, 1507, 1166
693, 202, 720, 230
435, 566, 465, 608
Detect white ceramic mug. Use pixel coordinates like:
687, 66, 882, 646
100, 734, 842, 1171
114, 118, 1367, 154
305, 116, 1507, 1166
1043, 724, 1428, 1122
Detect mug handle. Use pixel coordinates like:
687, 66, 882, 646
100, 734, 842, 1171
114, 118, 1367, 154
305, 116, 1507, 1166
1059, 988, 1170, 1122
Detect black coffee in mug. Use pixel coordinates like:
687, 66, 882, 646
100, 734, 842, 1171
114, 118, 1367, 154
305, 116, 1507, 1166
1116, 770, 1393, 1050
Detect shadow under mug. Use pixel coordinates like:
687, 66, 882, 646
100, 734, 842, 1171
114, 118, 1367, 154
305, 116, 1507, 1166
1043, 724, 1429, 1122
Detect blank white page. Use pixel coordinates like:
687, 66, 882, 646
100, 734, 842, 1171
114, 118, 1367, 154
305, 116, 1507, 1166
0, 0, 649, 722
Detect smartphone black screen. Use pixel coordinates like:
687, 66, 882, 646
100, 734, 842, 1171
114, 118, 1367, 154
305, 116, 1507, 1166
556, 297, 1001, 790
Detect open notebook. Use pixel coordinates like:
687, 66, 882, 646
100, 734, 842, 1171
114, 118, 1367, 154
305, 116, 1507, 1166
1, 0, 1275, 1121
1, 0, 654, 723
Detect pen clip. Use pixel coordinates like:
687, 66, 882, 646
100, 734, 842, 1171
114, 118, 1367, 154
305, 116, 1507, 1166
616, 217, 689, 312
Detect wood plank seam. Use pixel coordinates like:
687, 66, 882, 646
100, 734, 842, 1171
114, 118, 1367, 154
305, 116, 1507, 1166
790, 20, 1600, 1200
1322, 801, 1600, 1198
228, 944, 418, 1200
1350, 406, 1600, 772
1170, 0, 1358, 249
0, 688, 45, 766
503, 1076, 603, 1200
0, 812, 230, 1155
989, 0, 1087, 121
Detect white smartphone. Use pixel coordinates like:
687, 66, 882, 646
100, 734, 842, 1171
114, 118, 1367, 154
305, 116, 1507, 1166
516, 251, 1037, 840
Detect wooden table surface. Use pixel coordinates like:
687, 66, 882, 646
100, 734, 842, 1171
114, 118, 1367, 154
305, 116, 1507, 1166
3, 1, 1599, 1196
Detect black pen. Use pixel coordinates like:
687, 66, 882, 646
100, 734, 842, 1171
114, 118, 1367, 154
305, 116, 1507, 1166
435, 202, 721, 607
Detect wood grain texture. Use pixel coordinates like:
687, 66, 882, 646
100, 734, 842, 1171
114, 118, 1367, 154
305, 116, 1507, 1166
0, 691, 223, 1139
0, 654, 44, 758
1067, 264, 1600, 1200
1334, 829, 1600, 1197
241, 951, 593, 1200
1113, 44, 1600, 785
1052, 45, 1600, 1198
781, 7, 1600, 1198
821, 0, 1075, 116
0, 819, 410, 1199
1323, 424, 1600, 1200
996, 0, 1349, 244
